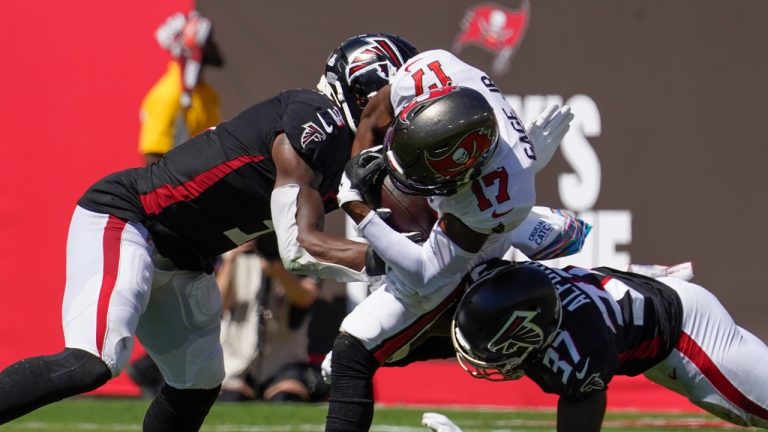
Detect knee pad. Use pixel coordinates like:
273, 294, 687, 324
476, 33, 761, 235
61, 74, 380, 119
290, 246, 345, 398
144, 383, 221, 432
173, 271, 223, 330
148, 269, 223, 331
155, 336, 225, 390
140, 270, 224, 389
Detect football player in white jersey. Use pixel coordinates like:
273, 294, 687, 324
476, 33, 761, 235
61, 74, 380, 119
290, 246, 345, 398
324, 43, 580, 432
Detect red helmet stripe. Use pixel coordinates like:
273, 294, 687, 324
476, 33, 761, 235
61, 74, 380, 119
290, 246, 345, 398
374, 40, 402, 67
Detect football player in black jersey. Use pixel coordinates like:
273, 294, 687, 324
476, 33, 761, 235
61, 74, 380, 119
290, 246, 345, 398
422, 259, 768, 432
0, 34, 419, 431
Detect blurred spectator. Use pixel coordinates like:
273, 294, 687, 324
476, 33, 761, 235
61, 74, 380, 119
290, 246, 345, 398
217, 234, 328, 402
139, 10, 223, 165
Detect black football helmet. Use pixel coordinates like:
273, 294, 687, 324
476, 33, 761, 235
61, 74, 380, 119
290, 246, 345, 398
319, 33, 418, 132
451, 260, 562, 381
384, 86, 499, 196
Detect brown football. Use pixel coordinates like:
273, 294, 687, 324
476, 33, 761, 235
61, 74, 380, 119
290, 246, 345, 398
379, 176, 437, 240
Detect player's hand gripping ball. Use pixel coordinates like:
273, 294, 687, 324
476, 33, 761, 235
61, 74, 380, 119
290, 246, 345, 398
337, 147, 387, 207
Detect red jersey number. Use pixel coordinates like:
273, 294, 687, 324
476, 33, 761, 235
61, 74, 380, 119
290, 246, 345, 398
471, 167, 511, 211
410, 61, 452, 96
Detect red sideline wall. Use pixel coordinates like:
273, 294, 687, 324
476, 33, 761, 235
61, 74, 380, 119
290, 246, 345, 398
0, 0, 190, 395
373, 361, 698, 413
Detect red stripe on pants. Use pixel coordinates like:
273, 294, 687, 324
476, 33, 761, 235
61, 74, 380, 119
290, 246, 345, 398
677, 331, 768, 421
373, 285, 463, 364
96, 216, 127, 355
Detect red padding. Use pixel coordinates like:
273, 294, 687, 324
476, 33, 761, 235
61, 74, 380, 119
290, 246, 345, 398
373, 359, 700, 412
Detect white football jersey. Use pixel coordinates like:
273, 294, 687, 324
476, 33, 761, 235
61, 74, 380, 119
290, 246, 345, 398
389, 49, 536, 234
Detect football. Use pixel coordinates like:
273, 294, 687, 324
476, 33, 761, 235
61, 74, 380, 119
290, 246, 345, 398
378, 176, 437, 240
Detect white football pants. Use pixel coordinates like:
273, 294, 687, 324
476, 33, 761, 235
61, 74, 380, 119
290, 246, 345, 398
62, 206, 224, 389
341, 233, 511, 363
645, 277, 768, 427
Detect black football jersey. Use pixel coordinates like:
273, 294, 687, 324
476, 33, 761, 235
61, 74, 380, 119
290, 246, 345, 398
78, 89, 353, 272
523, 264, 683, 400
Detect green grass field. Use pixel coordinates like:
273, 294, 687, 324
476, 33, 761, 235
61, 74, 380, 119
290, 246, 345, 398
0, 397, 744, 431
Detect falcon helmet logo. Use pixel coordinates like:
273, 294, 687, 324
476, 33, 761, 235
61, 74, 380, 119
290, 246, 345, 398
453, 1, 530, 74
424, 128, 495, 179
487, 310, 544, 365
300, 122, 326, 147
346, 36, 408, 83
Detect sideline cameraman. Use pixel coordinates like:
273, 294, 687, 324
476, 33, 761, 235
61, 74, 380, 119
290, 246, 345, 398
217, 234, 327, 402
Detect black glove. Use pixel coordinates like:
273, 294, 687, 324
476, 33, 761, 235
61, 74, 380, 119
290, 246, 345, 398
337, 149, 387, 207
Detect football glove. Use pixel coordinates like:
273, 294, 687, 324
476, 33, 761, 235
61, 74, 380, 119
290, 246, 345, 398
337, 146, 387, 208
527, 104, 574, 174
321, 351, 333, 384
422, 412, 463, 432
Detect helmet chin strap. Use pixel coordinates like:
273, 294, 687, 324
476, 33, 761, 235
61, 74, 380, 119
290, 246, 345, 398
316, 76, 358, 133
316, 75, 335, 100
333, 80, 358, 134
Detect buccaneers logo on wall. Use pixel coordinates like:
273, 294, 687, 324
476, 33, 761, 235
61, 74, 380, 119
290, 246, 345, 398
453, 1, 530, 75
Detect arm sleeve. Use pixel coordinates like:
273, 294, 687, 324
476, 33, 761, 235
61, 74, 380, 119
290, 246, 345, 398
271, 184, 368, 282
504, 207, 591, 260
358, 211, 476, 295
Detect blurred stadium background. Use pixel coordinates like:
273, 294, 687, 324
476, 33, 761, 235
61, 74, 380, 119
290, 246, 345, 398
0, 0, 766, 428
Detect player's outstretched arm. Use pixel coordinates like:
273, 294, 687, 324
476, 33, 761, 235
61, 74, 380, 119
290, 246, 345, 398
557, 392, 607, 432
504, 207, 591, 260
271, 133, 368, 282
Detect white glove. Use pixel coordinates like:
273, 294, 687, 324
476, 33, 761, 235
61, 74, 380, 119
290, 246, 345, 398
527, 104, 574, 174
337, 171, 364, 207
321, 351, 333, 384
422, 412, 463, 432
